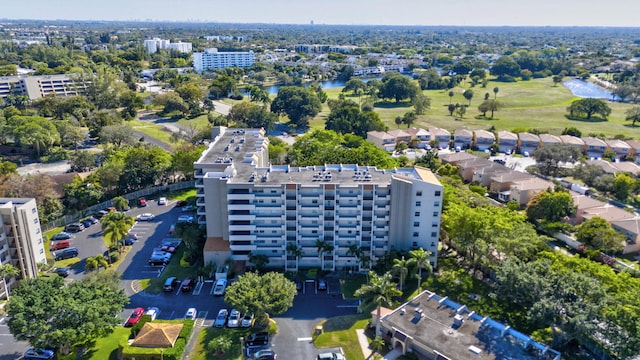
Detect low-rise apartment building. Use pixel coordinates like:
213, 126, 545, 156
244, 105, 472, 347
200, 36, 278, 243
196, 127, 443, 271
0, 74, 87, 101
193, 48, 255, 73
0, 198, 47, 299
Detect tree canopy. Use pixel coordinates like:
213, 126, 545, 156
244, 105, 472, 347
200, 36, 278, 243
567, 98, 611, 119
532, 144, 582, 176
379, 72, 419, 103
526, 190, 575, 223
325, 98, 386, 137
270, 86, 322, 128
224, 272, 296, 318
576, 216, 624, 253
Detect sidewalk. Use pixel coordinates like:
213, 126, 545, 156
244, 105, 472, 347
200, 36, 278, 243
355, 329, 373, 359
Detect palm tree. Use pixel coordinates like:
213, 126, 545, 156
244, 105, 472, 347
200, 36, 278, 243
248, 252, 269, 272
409, 248, 433, 289
315, 239, 327, 261
493, 86, 499, 99
370, 336, 386, 353
392, 256, 416, 290
85, 254, 109, 271
286, 243, 304, 260
448, 90, 454, 104
0, 263, 19, 300
346, 244, 363, 271
101, 212, 135, 252
355, 271, 402, 336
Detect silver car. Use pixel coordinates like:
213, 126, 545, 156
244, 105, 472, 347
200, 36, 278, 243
214, 308, 228, 328
227, 309, 240, 328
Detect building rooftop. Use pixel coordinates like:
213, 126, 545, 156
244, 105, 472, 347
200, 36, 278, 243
474, 130, 495, 140
429, 127, 451, 137
498, 130, 517, 141
581, 205, 636, 222
625, 139, 640, 151
440, 152, 478, 164
605, 139, 631, 150
585, 159, 618, 174
454, 129, 473, 137
510, 177, 554, 191
611, 161, 640, 175
559, 135, 585, 146
518, 132, 540, 142
387, 129, 411, 138
582, 136, 607, 147
381, 290, 560, 360
367, 131, 395, 140
538, 134, 561, 144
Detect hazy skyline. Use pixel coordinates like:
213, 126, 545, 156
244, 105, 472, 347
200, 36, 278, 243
3, 0, 639, 27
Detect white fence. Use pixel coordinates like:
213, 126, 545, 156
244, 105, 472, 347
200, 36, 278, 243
42, 181, 195, 231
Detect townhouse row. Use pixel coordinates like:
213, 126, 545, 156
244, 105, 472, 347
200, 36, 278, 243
441, 152, 640, 254
368, 127, 640, 161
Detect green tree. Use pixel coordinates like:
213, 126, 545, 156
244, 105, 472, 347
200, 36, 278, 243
447, 103, 456, 116
493, 86, 499, 99
208, 335, 233, 355
270, 86, 322, 128
491, 56, 521, 78
248, 252, 270, 272
412, 93, 431, 115
176, 82, 203, 116
112, 196, 129, 211
532, 144, 582, 176
568, 98, 612, 119
85, 254, 109, 271
208, 74, 237, 99
343, 78, 366, 97
355, 271, 402, 336
448, 90, 454, 104
380, 72, 419, 103
552, 74, 563, 86
526, 190, 575, 223
576, 216, 624, 253
478, 99, 503, 118
625, 106, 640, 127
402, 111, 417, 128
409, 248, 432, 289
612, 173, 636, 201
119, 91, 144, 120
84, 65, 128, 109
101, 212, 135, 251
246, 85, 270, 104
0, 263, 20, 300
462, 89, 474, 105
392, 256, 416, 290
7, 271, 128, 354
227, 102, 277, 130
98, 124, 136, 147
224, 272, 296, 320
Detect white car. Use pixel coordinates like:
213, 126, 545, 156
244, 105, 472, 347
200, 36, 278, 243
214, 308, 228, 328
241, 313, 255, 327
146, 307, 159, 321
227, 309, 240, 328
184, 307, 197, 320
213, 278, 227, 296
177, 215, 194, 223
158, 197, 167, 205
136, 213, 155, 221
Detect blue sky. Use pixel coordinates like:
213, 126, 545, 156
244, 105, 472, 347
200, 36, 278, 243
2, 0, 638, 27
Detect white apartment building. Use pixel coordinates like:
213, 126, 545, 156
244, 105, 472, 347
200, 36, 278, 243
196, 127, 443, 272
0, 74, 87, 101
0, 198, 47, 299
193, 48, 255, 73
144, 38, 192, 54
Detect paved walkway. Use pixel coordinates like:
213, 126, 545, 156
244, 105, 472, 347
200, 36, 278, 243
382, 348, 402, 360
356, 329, 373, 359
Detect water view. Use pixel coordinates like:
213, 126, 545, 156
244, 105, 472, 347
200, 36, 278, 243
562, 78, 617, 100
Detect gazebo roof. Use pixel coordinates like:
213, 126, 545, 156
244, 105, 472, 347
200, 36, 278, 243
131, 322, 184, 348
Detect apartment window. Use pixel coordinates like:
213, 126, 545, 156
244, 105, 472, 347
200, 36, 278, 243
36, 228, 40, 234
434, 201, 440, 207
413, 232, 419, 237
271, 199, 276, 203
40, 249, 44, 254
416, 191, 423, 196
413, 222, 420, 227
258, 200, 264, 203
312, 199, 318, 204
37, 238, 42, 244
271, 240, 278, 244
416, 201, 421, 207
271, 220, 277, 224
272, 250, 278, 253
312, 230, 318, 234
412, 242, 418, 247
31, 208, 37, 214
33, 218, 38, 224
435, 191, 441, 197
431, 232, 437, 237
415, 212, 420, 217
271, 190, 277, 194
432, 223, 438, 228
433, 212, 439, 217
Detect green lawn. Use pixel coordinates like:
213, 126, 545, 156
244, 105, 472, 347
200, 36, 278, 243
340, 273, 368, 299
81, 327, 130, 360
314, 315, 370, 360
315, 77, 639, 139
128, 119, 176, 148
144, 247, 199, 293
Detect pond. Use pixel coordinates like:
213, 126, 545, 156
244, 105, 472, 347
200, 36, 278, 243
562, 78, 617, 100
259, 77, 381, 95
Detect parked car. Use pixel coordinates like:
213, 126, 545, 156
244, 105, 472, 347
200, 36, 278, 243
175, 200, 187, 207
50, 239, 70, 251
125, 307, 145, 327
136, 213, 155, 221
181, 278, 195, 292
54, 247, 79, 261
245, 331, 269, 347
241, 313, 255, 327
317, 352, 346, 360
158, 197, 167, 205
23, 348, 54, 360
138, 198, 147, 207
164, 277, 179, 292
214, 309, 228, 327
253, 349, 277, 360
227, 309, 240, 328
146, 307, 159, 321
119, 237, 136, 246
177, 215, 194, 223
65, 222, 85, 233
51, 232, 72, 241
51, 267, 70, 277
317, 279, 327, 291
148, 253, 171, 265
160, 244, 177, 253
184, 307, 197, 320
181, 205, 197, 212
213, 278, 227, 296
81, 218, 94, 228
95, 209, 110, 219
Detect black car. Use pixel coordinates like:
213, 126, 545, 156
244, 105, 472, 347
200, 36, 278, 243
245, 331, 269, 347
51, 267, 70, 277
54, 247, 79, 261
81, 219, 94, 228
119, 237, 135, 246
51, 232, 72, 241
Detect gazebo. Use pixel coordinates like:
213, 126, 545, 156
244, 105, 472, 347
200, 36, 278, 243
131, 322, 184, 348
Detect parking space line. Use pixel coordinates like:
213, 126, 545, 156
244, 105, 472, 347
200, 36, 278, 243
297, 337, 313, 341
193, 281, 204, 295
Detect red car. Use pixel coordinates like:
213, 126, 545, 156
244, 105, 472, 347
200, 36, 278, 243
138, 198, 147, 207
125, 307, 145, 327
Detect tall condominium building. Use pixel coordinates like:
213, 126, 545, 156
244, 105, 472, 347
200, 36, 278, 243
0, 74, 87, 101
0, 198, 47, 299
144, 38, 192, 54
196, 127, 443, 271
193, 48, 255, 73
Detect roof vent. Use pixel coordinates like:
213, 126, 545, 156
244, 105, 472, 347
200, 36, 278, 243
453, 314, 464, 327
400, 308, 406, 315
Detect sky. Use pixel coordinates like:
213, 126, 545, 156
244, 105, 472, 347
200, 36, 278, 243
3, 0, 640, 27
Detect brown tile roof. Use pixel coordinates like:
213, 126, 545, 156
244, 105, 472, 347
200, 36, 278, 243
539, 134, 562, 144
559, 135, 585, 146
612, 161, 640, 175
625, 139, 640, 151
439, 152, 477, 164
518, 132, 540, 142
474, 130, 495, 140
582, 136, 607, 147
581, 205, 636, 222
131, 322, 184, 348
498, 130, 517, 140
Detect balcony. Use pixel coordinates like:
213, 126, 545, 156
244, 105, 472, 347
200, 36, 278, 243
195, 179, 204, 187
228, 193, 255, 201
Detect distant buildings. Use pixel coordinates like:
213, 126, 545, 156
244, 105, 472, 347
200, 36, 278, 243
0, 198, 47, 299
294, 44, 358, 54
193, 48, 255, 73
0, 74, 88, 101
143, 38, 193, 54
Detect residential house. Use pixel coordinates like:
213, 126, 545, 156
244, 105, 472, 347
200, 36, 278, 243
585, 159, 618, 174
611, 218, 640, 254
472, 164, 510, 187
404, 128, 431, 149
429, 127, 451, 149
582, 136, 607, 159
489, 171, 534, 195
538, 133, 562, 147
611, 161, 640, 176
625, 140, 640, 164
376, 290, 561, 360
455, 157, 495, 183
387, 129, 412, 147
605, 139, 631, 160
517, 132, 541, 155
508, 177, 555, 207
439, 152, 477, 165
559, 135, 585, 153
473, 130, 495, 151
497, 130, 517, 154
367, 131, 396, 152
453, 129, 473, 150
